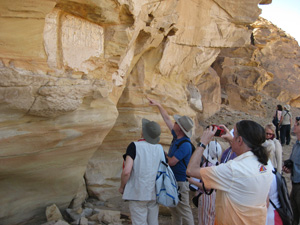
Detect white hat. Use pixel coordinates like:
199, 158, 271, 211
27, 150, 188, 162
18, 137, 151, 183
173, 115, 194, 138
203, 141, 222, 165
284, 104, 290, 111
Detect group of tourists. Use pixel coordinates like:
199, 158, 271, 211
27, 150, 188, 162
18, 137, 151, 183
119, 98, 300, 225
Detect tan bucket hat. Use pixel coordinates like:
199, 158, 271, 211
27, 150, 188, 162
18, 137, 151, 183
142, 118, 161, 144
173, 115, 194, 138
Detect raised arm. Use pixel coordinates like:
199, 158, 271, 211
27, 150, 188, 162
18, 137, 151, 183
148, 97, 173, 131
186, 126, 216, 179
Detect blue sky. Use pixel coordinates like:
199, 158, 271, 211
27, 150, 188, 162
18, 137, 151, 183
259, 0, 300, 44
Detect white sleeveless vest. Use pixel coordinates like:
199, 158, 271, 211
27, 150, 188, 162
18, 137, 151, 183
122, 141, 163, 201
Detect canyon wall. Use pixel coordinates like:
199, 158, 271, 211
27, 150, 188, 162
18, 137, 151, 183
0, 0, 299, 224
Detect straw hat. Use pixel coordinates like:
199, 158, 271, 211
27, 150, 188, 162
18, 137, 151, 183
173, 115, 194, 138
142, 118, 161, 144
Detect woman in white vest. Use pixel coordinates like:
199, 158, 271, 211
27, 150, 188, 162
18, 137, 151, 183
119, 118, 164, 225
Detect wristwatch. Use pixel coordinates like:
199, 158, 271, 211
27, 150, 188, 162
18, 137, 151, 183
197, 142, 206, 149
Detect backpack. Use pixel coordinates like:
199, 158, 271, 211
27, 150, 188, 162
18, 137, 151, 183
176, 139, 196, 153
272, 110, 279, 125
269, 169, 293, 225
175, 139, 195, 168
155, 149, 179, 207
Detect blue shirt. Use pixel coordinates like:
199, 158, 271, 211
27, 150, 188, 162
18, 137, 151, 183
168, 130, 192, 181
290, 140, 300, 183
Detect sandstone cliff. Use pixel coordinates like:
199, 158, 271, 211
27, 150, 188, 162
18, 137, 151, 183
0, 0, 299, 224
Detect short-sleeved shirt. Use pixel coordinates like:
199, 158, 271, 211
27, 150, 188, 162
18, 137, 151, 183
276, 110, 282, 121
123, 142, 136, 160
200, 151, 273, 225
168, 130, 192, 181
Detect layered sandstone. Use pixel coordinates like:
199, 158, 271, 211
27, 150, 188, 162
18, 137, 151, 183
0, 0, 299, 224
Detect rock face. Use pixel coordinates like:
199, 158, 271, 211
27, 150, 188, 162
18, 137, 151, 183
0, 0, 299, 224
212, 17, 300, 114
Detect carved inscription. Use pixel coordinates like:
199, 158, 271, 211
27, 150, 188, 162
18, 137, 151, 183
44, 10, 104, 73
61, 14, 104, 73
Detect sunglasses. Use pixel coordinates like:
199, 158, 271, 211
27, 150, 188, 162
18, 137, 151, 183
296, 117, 300, 122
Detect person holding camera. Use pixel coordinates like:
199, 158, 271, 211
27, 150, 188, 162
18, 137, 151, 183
283, 116, 300, 225
188, 140, 222, 225
148, 97, 194, 225
187, 120, 273, 225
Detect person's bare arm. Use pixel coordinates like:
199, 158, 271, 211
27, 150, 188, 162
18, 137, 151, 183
186, 126, 216, 179
219, 124, 233, 145
167, 155, 179, 166
119, 155, 133, 194
148, 97, 173, 131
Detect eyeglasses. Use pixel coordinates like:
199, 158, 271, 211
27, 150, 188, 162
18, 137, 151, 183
266, 133, 274, 136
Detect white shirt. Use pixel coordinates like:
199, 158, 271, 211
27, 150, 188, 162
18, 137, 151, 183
200, 151, 273, 225
266, 173, 280, 225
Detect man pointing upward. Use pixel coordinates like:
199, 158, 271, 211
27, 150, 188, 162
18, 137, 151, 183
148, 97, 194, 225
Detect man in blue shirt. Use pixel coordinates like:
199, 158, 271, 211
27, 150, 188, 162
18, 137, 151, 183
283, 116, 300, 224
148, 98, 194, 225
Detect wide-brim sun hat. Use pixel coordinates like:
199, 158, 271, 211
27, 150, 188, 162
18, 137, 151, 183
203, 141, 222, 165
142, 118, 161, 144
173, 115, 194, 138
284, 104, 290, 111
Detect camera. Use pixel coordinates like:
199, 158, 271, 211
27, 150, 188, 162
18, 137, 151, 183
284, 159, 293, 170
207, 125, 225, 137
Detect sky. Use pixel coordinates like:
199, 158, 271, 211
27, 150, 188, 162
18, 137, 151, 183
259, 0, 300, 44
